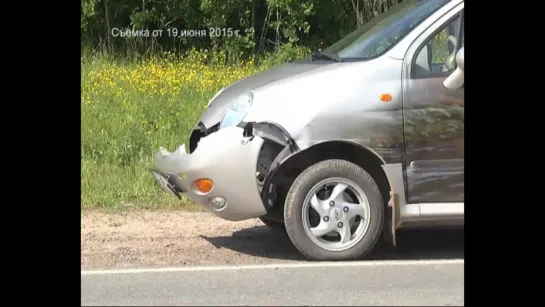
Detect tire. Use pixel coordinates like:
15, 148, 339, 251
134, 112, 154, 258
283, 159, 384, 261
258, 216, 286, 232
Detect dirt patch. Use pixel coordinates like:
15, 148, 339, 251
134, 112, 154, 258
81, 210, 464, 270
81, 210, 302, 270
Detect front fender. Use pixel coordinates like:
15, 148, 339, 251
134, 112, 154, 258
242, 57, 404, 142
247, 108, 405, 165
294, 110, 404, 164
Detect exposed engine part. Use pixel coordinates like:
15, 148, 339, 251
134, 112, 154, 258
255, 140, 284, 193
255, 172, 265, 185
189, 122, 220, 153
243, 121, 300, 213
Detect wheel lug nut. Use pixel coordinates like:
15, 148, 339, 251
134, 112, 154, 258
343, 206, 349, 213
338, 222, 343, 228
329, 201, 335, 207
323, 216, 329, 222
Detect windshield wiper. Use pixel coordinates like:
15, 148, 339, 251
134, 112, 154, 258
309, 51, 343, 62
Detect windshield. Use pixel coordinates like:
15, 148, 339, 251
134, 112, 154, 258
323, 0, 452, 60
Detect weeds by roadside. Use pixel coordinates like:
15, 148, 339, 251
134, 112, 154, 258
82, 50, 259, 210
81, 46, 310, 210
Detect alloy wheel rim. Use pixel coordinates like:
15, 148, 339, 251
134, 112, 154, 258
302, 177, 371, 252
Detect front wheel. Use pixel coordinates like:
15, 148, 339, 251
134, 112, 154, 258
283, 159, 384, 261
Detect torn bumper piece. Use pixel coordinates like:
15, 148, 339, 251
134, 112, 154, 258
150, 170, 182, 199
151, 126, 268, 221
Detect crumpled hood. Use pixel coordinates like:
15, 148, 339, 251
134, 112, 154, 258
197, 60, 331, 129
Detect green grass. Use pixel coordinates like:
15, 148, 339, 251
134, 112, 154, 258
81, 45, 312, 211
81, 51, 265, 211
81, 162, 202, 211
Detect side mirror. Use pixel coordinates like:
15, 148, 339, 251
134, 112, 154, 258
443, 46, 464, 89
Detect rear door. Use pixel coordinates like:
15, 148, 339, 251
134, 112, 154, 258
401, 4, 464, 204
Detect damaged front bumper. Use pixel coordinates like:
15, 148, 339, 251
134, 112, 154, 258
151, 126, 267, 221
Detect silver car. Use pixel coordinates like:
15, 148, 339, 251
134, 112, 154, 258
151, 0, 464, 261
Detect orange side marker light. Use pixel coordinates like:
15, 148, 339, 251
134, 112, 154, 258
380, 93, 392, 102
195, 178, 214, 193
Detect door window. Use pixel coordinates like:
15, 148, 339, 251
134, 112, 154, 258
412, 12, 462, 78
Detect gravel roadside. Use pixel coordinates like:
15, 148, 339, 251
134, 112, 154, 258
81, 210, 464, 270
81, 210, 301, 270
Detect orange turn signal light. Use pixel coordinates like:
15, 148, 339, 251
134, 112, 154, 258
195, 178, 214, 193
380, 93, 392, 102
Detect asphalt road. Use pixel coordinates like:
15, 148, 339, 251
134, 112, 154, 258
81, 259, 464, 306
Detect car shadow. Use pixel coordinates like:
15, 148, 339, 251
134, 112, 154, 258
200, 226, 464, 261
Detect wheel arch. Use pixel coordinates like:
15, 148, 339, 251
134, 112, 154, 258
261, 140, 392, 223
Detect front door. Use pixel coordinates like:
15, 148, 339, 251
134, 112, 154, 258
402, 6, 464, 204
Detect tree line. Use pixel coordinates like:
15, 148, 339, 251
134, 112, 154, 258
81, 0, 404, 61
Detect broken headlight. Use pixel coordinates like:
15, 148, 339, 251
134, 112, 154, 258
219, 92, 253, 129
